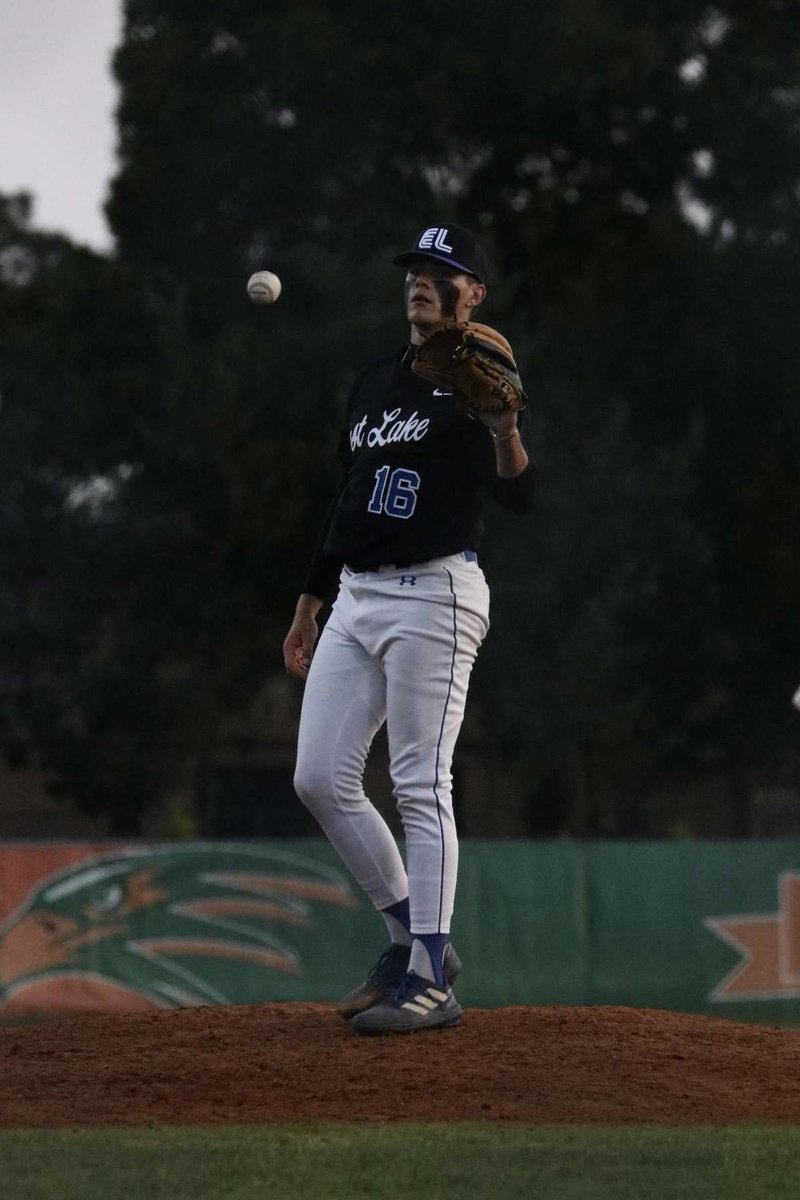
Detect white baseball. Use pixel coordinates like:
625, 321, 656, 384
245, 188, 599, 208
247, 270, 282, 305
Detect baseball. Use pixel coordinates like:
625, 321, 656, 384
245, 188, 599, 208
247, 270, 282, 305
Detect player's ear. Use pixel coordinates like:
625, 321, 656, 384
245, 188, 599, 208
466, 282, 486, 309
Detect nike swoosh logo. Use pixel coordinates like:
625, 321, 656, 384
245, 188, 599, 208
433, 389, 453, 396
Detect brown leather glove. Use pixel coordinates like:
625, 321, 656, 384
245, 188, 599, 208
411, 322, 527, 415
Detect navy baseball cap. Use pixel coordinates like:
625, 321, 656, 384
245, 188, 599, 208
393, 224, 489, 284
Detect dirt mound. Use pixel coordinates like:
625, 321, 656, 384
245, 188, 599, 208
2, 1003, 800, 1128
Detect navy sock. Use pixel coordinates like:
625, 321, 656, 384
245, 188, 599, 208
382, 897, 410, 929
409, 932, 449, 987
380, 897, 411, 946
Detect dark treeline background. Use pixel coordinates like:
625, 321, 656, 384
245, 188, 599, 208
2, 0, 799, 837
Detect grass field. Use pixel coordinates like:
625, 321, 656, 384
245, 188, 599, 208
4, 1124, 800, 1200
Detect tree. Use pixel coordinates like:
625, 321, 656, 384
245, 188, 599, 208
103, 0, 800, 832
6, 1, 800, 834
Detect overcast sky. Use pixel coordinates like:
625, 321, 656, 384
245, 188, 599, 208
0, 0, 121, 250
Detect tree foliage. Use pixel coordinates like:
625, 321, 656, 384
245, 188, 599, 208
3, 0, 800, 834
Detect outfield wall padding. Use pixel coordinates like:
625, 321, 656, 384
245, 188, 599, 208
1, 839, 799, 1022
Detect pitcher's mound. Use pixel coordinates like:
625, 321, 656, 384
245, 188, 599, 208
2, 1003, 800, 1127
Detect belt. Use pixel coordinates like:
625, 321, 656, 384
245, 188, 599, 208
345, 550, 477, 574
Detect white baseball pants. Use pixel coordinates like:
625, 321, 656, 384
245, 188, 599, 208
293, 553, 490, 934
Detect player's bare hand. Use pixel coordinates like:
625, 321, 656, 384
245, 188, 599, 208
282, 604, 321, 680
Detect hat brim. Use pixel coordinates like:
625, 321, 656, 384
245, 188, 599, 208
392, 250, 485, 284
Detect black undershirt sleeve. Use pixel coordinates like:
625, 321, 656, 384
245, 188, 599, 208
299, 407, 353, 603
491, 459, 537, 515
300, 495, 344, 602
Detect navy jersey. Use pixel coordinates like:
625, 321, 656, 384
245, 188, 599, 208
302, 348, 535, 600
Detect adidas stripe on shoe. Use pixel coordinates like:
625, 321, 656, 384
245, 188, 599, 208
349, 970, 463, 1035
337, 942, 462, 1021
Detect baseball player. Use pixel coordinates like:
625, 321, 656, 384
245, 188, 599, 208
282, 224, 535, 1034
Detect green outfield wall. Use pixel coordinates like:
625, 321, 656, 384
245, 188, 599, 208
1, 839, 799, 1022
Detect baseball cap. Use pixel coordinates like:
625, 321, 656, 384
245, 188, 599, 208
393, 224, 489, 284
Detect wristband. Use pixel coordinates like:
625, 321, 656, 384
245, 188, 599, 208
489, 426, 519, 443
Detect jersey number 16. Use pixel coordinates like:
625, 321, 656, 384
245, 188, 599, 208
367, 466, 420, 519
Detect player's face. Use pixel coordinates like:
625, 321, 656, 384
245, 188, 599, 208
404, 257, 485, 336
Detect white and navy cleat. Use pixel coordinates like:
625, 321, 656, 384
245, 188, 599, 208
337, 943, 462, 1021
349, 970, 463, 1035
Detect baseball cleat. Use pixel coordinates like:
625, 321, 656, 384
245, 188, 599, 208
349, 970, 463, 1035
336, 941, 462, 1021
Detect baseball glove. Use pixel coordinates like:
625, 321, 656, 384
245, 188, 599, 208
411, 322, 527, 415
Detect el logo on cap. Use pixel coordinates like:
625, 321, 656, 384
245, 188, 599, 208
418, 227, 453, 254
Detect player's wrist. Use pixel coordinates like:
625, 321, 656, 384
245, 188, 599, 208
489, 425, 519, 443
295, 593, 324, 619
